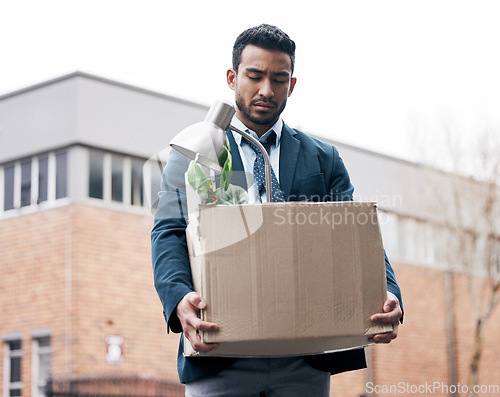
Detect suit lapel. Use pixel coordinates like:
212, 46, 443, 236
279, 124, 300, 200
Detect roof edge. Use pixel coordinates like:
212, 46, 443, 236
0, 71, 210, 111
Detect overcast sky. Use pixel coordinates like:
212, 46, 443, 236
1, 0, 499, 161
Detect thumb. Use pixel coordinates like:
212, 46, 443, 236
384, 298, 397, 313
187, 292, 206, 309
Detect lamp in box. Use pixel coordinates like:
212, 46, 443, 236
169, 100, 275, 202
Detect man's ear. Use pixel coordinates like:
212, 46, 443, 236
227, 69, 237, 90
288, 77, 297, 97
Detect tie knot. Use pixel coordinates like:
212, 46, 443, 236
243, 130, 276, 155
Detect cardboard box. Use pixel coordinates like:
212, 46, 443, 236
184, 201, 392, 357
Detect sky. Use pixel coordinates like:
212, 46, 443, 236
1, 0, 500, 162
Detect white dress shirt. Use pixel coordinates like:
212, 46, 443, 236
229, 116, 283, 203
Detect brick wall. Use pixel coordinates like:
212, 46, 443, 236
330, 262, 500, 397
0, 204, 183, 396
1, 206, 69, 394
1, 203, 499, 397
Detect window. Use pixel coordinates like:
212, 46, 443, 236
111, 154, 123, 202
5, 340, 22, 397
87, 148, 148, 209
55, 152, 67, 199
131, 158, 144, 206
32, 336, 51, 397
1, 150, 68, 213
3, 164, 15, 211
38, 156, 49, 203
89, 150, 104, 199
378, 211, 399, 257
149, 161, 162, 211
20, 160, 32, 207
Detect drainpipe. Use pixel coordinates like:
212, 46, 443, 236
445, 271, 457, 397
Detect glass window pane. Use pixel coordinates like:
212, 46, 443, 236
150, 164, 161, 211
112, 155, 123, 202
379, 212, 399, 256
38, 336, 50, 348
56, 152, 67, 199
39, 352, 51, 381
21, 160, 31, 207
36, 336, 51, 397
4, 164, 15, 210
89, 150, 104, 199
10, 340, 21, 350
10, 389, 21, 397
38, 156, 49, 203
131, 158, 144, 206
10, 356, 21, 382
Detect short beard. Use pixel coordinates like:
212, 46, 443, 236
235, 93, 286, 127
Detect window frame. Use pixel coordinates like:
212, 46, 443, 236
3, 337, 23, 397
31, 331, 52, 397
0, 150, 68, 214
87, 148, 151, 210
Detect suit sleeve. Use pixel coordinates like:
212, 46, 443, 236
384, 251, 404, 320
328, 144, 404, 318
151, 150, 193, 333
328, 145, 355, 202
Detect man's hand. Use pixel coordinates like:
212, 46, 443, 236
176, 292, 220, 352
368, 291, 402, 344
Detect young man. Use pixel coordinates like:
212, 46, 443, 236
152, 24, 403, 397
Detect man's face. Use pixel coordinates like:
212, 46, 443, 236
227, 45, 297, 136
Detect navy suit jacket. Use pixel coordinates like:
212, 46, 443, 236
151, 123, 403, 384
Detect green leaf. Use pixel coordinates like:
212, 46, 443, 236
218, 142, 233, 191
221, 152, 232, 191
187, 139, 246, 205
216, 184, 249, 205
218, 140, 230, 168
187, 161, 211, 197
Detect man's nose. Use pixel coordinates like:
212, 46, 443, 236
258, 78, 274, 98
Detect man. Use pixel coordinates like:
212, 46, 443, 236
152, 24, 403, 397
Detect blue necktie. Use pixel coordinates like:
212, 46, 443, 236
243, 131, 285, 202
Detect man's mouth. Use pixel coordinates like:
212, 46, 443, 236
252, 101, 275, 112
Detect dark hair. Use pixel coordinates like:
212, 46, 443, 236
232, 24, 296, 73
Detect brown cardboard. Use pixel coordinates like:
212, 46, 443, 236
184, 201, 392, 357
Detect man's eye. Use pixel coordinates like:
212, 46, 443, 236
248, 76, 261, 81
274, 80, 287, 84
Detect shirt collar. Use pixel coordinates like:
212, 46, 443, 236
230, 116, 283, 147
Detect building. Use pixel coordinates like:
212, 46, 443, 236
1, 72, 499, 397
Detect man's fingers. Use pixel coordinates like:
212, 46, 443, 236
184, 328, 220, 352
384, 298, 397, 312
176, 292, 220, 352
186, 291, 206, 310
190, 339, 220, 353
371, 307, 402, 323
186, 316, 220, 332
371, 291, 402, 323
383, 292, 399, 312
368, 324, 399, 344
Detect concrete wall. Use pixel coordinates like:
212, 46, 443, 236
0, 72, 208, 163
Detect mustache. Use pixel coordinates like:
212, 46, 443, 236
251, 97, 278, 107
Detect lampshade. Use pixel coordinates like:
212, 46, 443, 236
169, 100, 235, 171
169, 99, 274, 201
